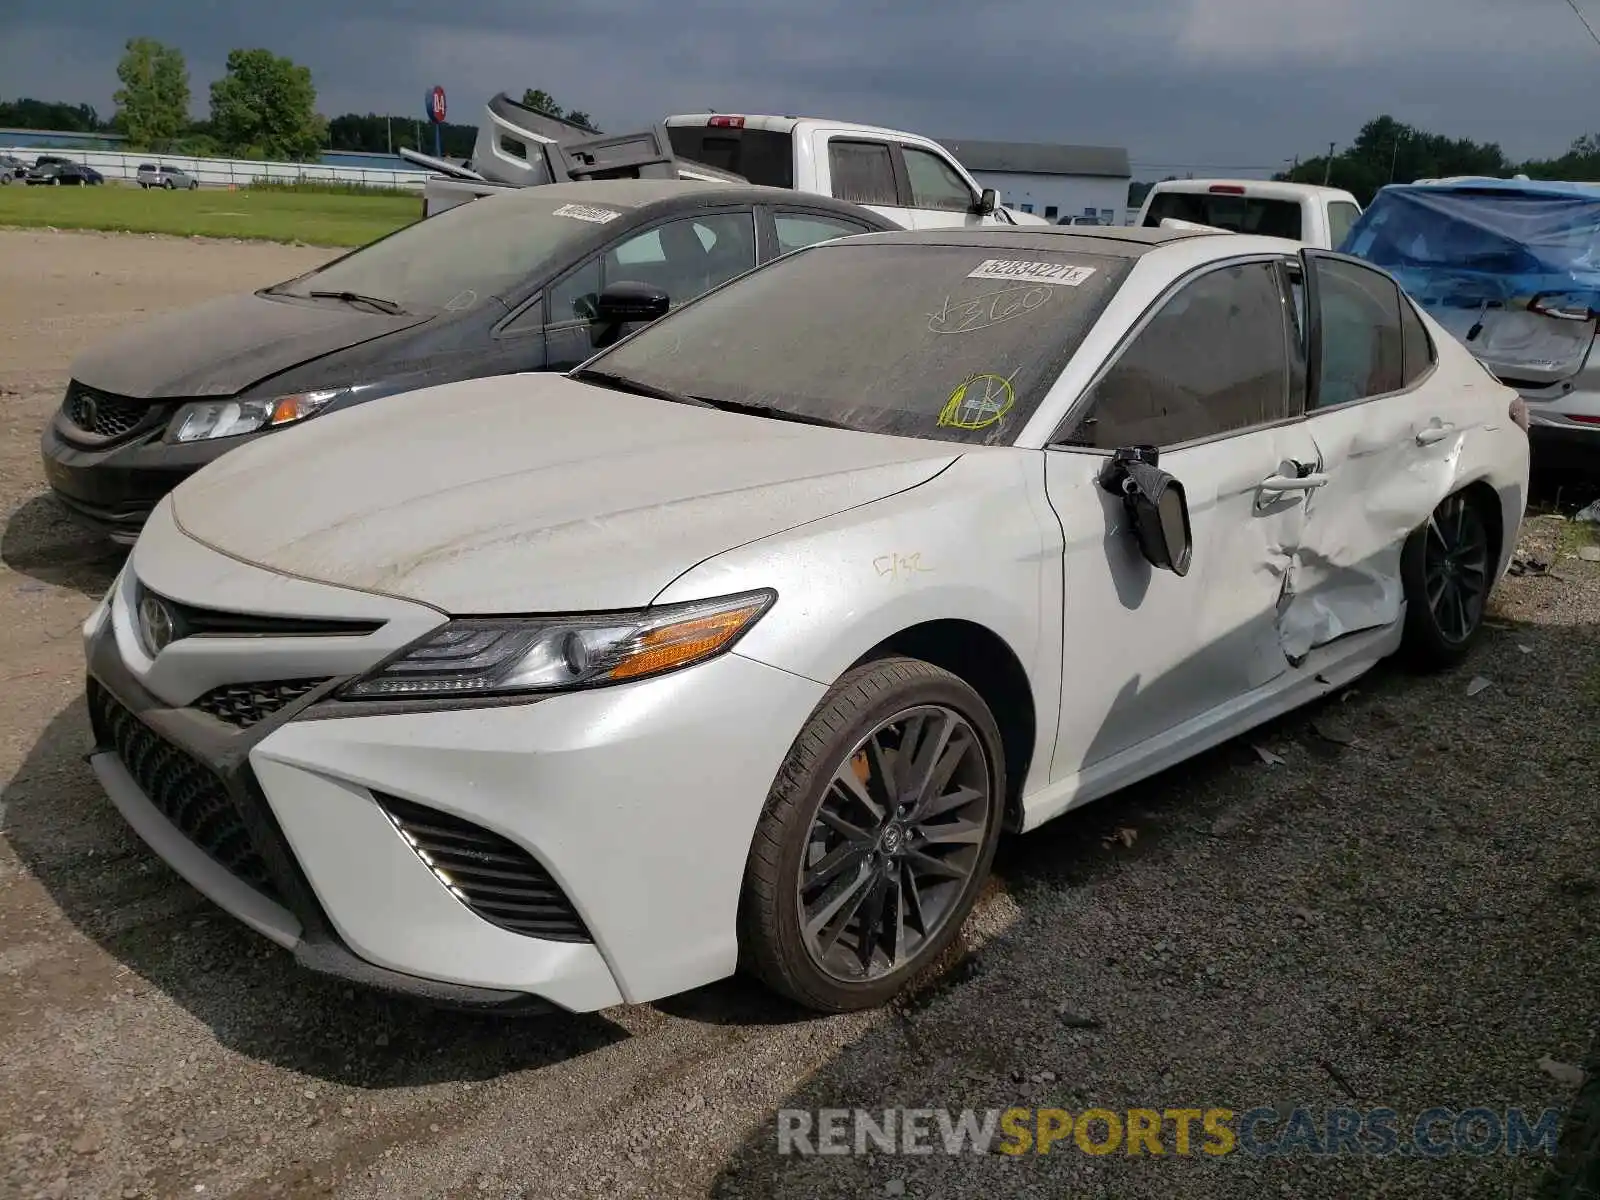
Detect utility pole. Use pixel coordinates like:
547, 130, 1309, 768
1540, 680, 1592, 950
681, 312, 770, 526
1323, 142, 1335, 186
1389, 130, 1406, 182
386, 116, 392, 155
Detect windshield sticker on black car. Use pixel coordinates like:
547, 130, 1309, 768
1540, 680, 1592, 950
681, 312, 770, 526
966, 259, 1098, 287
928, 284, 1053, 334
552, 203, 622, 224
938, 372, 1016, 430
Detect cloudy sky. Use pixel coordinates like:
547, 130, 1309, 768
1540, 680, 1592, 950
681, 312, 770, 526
4, 0, 1600, 175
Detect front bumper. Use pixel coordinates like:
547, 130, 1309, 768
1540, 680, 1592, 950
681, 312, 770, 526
40, 410, 244, 543
83, 508, 825, 1010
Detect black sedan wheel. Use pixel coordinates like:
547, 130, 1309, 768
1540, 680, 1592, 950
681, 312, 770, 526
740, 656, 1005, 1011
1401, 490, 1494, 668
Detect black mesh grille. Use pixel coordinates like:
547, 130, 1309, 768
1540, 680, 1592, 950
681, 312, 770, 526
376, 793, 591, 942
63, 383, 152, 439
88, 679, 279, 902
193, 679, 329, 728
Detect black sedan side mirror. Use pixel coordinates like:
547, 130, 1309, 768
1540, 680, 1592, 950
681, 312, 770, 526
972, 187, 998, 216
1099, 446, 1193, 576
594, 281, 670, 325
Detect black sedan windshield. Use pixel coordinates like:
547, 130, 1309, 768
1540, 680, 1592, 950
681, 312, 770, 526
589, 242, 1133, 444
272, 194, 631, 312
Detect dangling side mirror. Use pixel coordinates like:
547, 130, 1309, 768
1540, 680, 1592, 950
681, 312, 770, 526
589, 281, 671, 348
1099, 445, 1193, 576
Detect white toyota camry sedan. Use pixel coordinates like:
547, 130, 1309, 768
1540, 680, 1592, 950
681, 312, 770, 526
82, 226, 1529, 1014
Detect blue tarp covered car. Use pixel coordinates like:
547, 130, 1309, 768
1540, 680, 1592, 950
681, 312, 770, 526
1340, 179, 1600, 464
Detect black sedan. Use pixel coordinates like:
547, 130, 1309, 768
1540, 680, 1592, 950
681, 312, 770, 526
25, 161, 103, 185
41, 179, 897, 541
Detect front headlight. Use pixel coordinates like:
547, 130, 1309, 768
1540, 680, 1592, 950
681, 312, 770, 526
339, 590, 776, 700
168, 386, 366, 443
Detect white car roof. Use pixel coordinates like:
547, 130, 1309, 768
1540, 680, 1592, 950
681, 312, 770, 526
1149, 179, 1360, 205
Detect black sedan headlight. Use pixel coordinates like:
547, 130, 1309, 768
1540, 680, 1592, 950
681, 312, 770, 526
168, 385, 373, 443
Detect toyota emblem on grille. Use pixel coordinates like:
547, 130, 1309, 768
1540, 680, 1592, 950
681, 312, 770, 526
138, 594, 176, 655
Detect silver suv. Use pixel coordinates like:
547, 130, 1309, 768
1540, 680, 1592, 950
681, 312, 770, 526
137, 164, 198, 190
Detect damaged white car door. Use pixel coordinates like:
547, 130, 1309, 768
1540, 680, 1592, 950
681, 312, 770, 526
1280, 250, 1469, 655
1044, 256, 1322, 780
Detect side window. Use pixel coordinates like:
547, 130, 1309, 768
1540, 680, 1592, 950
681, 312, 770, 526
901, 147, 973, 212
546, 256, 601, 325
1399, 293, 1436, 387
1066, 262, 1291, 449
828, 140, 898, 206
602, 212, 756, 307
1309, 258, 1404, 407
1326, 201, 1361, 250
774, 212, 869, 254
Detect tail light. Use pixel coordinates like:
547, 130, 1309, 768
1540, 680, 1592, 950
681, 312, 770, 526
708, 115, 746, 128
1509, 396, 1530, 432
1208, 184, 1246, 195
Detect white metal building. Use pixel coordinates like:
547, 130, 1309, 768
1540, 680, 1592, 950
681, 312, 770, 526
941, 138, 1132, 225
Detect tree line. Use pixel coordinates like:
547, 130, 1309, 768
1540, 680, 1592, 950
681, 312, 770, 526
1132, 114, 1600, 207
0, 38, 592, 163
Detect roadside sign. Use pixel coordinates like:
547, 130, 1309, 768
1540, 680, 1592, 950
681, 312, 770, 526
426, 86, 447, 125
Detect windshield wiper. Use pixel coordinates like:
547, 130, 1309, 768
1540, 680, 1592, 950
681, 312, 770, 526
569, 368, 714, 408
691, 398, 853, 430
308, 290, 406, 315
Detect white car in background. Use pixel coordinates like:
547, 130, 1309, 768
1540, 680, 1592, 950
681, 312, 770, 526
83, 225, 1528, 1015
1138, 179, 1364, 249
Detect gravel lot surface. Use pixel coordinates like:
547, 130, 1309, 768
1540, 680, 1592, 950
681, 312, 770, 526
1, 229, 1596, 1200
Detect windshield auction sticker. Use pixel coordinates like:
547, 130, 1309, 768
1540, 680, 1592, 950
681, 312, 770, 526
967, 259, 1097, 286
551, 203, 622, 224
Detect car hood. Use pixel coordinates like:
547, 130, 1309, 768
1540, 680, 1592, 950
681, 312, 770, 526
70, 291, 429, 400
170, 374, 960, 614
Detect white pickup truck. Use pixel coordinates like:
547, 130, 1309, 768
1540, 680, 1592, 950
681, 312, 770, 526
1134, 179, 1363, 249
416, 94, 1046, 230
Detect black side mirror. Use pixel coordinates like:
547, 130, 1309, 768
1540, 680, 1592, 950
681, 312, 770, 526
972, 187, 998, 216
594, 281, 670, 325
1099, 446, 1193, 576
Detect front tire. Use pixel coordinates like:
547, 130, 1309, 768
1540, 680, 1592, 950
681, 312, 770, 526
1401, 490, 1494, 669
739, 656, 1005, 1012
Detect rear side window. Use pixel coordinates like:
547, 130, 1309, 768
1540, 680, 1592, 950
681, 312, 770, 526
1327, 201, 1361, 250
1399, 294, 1435, 386
1067, 261, 1292, 449
1310, 257, 1405, 406
829, 141, 898, 206
1144, 191, 1303, 240
664, 127, 795, 188
775, 213, 870, 254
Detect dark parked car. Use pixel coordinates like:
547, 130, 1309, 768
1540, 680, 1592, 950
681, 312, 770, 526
25, 161, 103, 186
41, 179, 897, 541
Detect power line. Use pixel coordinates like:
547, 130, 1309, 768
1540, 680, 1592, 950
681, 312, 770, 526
1561, 0, 1600, 49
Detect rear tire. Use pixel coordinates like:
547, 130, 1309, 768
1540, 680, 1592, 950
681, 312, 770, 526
164, 179, 176, 190
739, 656, 1005, 1012
1400, 490, 1494, 670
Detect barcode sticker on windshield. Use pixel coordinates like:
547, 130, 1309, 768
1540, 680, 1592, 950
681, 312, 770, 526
967, 259, 1097, 286
552, 203, 622, 224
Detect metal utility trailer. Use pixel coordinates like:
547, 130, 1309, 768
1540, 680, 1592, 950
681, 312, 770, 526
404, 92, 746, 217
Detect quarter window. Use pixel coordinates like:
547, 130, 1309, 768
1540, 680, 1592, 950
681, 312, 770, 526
775, 213, 869, 254
1399, 294, 1436, 387
1327, 201, 1361, 249
902, 147, 973, 212
1310, 257, 1404, 407
546, 256, 601, 325
828, 141, 898, 206
1066, 261, 1292, 449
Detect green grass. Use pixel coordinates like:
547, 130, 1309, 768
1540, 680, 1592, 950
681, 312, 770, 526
0, 184, 419, 247
242, 179, 416, 198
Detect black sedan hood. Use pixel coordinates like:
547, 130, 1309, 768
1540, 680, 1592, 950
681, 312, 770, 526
70, 291, 430, 400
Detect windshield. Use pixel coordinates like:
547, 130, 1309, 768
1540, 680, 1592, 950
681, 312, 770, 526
1145, 191, 1302, 239
270, 194, 628, 312
588, 242, 1134, 445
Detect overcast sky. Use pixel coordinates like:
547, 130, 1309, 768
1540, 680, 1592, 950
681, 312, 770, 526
4, 0, 1600, 175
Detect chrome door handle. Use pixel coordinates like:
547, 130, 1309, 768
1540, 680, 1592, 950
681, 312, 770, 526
1259, 472, 1329, 492
1416, 423, 1455, 445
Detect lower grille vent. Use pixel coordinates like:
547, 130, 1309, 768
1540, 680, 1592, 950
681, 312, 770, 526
193, 679, 328, 728
375, 793, 591, 942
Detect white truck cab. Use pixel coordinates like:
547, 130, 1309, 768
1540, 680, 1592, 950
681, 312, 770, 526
662, 114, 1044, 229
1135, 179, 1363, 249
